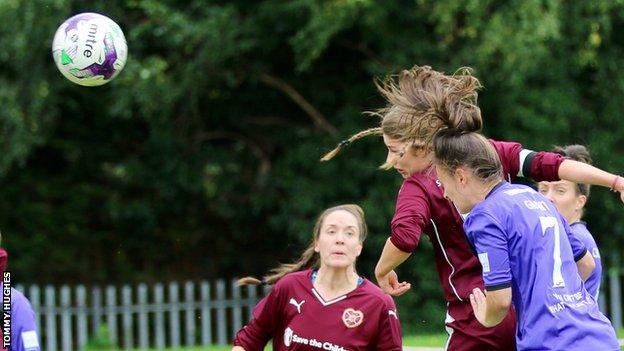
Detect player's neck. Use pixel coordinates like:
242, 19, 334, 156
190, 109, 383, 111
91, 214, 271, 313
475, 179, 501, 201
314, 266, 359, 299
567, 211, 582, 224
463, 178, 501, 211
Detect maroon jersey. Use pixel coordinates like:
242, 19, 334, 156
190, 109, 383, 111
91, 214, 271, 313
233, 269, 402, 351
389, 139, 564, 349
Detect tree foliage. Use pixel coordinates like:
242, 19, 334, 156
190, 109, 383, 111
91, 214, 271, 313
1, 0, 623, 332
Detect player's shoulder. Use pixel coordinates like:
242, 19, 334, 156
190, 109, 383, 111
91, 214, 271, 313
10, 287, 35, 310
400, 169, 441, 195
570, 222, 596, 240
468, 183, 521, 223
274, 269, 312, 290
358, 279, 397, 308
488, 139, 522, 153
570, 221, 590, 234
488, 182, 536, 203
10, 287, 28, 301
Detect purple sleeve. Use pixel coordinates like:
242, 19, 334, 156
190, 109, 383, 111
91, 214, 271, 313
560, 214, 588, 261
374, 294, 402, 350
233, 284, 282, 349
389, 180, 431, 253
465, 211, 512, 290
11, 289, 40, 351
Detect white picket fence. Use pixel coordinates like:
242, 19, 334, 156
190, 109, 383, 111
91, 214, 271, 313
15, 279, 269, 351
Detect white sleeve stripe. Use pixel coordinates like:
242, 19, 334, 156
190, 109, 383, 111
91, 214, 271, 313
22, 330, 40, 349
518, 149, 535, 177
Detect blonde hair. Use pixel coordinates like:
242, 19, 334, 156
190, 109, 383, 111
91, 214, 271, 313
238, 204, 368, 286
321, 65, 482, 165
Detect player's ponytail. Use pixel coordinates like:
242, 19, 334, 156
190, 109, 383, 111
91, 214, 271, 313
320, 65, 482, 162
237, 246, 318, 287
320, 127, 382, 161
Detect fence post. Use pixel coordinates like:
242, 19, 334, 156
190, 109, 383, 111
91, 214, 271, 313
184, 281, 196, 347
138, 283, 149, 349
45, 285, 57, 351
231, 278, 242, 337
76, 285, 88, 350
61, 286, 72, 351
91, 287, 102, 341
169, 282, 180, 349
106, 286, 118, 347
200, 281, 212, 346
216, 279, 227, 345
246, 284, 257, 322
29, 285, 42, 341
122, 285, 134, 349
609, 251, 622, 330
154, 283, 165, 349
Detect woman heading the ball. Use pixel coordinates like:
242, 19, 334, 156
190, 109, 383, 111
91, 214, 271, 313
322, 65, 623, 350
232, 204, 402, 351
431, 119, 618, 350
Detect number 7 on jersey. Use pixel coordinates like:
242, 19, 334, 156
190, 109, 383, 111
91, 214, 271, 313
539, 216, 566, 288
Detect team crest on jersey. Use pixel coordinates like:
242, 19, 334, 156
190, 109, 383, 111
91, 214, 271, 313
342, 308, 364, 328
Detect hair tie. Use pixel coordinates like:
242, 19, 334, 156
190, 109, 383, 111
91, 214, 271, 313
339, 139, 351, 147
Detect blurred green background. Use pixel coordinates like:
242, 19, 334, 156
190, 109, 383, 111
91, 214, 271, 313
1, 0, 624, 334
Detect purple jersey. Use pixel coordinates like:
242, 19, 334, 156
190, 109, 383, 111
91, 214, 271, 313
464, 182, 618, 350
233, 269, 402, 350
0, 284, 41, 351
570, 222, 602, 299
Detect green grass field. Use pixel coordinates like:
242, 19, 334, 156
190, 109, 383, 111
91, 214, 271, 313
84, 333, 449, 351
85, 330, 624, 350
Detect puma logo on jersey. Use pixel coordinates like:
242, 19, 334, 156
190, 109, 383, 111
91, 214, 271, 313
289, 298, 305, 313
388, 309, 398, 319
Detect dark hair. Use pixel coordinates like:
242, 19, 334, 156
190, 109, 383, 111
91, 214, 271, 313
434, 130, 502, 183
238, 204, 368, 286
552, 144, 592, 197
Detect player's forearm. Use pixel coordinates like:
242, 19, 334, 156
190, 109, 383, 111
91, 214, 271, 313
232, 346, 246, 351
559, 160, 624, 192
481, 288, 512, 327
576, 251, 596, 281
482, 301, 509, 327
375, 238, 410, 279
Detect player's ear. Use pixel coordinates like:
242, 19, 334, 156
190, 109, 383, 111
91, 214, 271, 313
455, 167, 468, 185
576, 194, 587, 210
355, 242, 363, 257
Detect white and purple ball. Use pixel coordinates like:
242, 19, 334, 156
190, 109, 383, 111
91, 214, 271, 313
52, 12, 128, 86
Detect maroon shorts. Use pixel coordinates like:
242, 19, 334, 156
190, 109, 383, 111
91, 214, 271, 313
445, 301, 516, 350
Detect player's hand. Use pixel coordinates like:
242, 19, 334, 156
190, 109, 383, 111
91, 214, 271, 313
470, 287, 487, 326
614, 176, 624, 203
377, 270, 411, 296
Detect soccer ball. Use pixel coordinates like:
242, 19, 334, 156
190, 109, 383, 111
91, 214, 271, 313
52, 12, 128, 86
